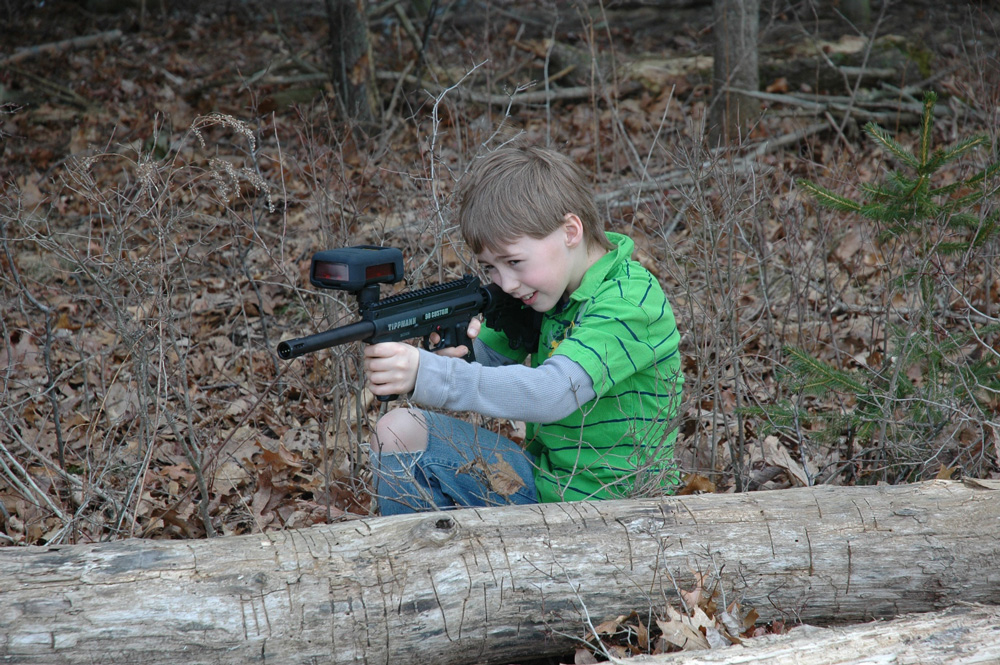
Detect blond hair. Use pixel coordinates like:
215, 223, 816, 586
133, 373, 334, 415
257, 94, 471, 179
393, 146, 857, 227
458, 145, 612, 254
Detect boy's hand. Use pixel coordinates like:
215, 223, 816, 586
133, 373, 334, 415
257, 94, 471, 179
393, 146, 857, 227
364, 342, 420, 397
428, 318, 482, 359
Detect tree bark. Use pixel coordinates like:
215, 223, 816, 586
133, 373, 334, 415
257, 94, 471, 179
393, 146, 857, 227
614, 604, 1000, 664
709, 0, 760, 146
326, 0, 378, 131
839, 0, 871, 28
2, 480, 999, 665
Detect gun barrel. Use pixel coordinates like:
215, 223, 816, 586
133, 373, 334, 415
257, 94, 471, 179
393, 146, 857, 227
277, 321, 376, 359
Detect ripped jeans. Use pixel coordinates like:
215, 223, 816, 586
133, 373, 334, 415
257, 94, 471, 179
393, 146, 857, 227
370, 410, 538, 516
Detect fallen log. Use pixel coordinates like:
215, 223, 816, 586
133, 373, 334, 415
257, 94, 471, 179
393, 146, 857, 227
0, 30, 123, 67
616, 603, 1000, 665
1, 479, 998, 665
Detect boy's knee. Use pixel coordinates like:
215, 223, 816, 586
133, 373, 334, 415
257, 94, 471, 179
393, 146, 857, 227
373, 408, 428, 454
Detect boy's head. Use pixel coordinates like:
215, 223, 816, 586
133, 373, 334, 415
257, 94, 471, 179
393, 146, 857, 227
458, 145, 613, 255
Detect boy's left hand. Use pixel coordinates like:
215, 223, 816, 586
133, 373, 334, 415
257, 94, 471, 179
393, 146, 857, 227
364, 342, 420, 397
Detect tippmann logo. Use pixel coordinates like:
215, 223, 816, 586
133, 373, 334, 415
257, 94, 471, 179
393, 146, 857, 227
423, 308, 450, 320
387, 318, 417, 331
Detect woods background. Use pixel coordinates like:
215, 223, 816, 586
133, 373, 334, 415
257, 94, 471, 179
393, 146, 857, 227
1, 0, 999, 659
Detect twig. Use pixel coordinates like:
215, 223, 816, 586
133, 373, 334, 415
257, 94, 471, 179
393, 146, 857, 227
726, 87, 952, 122
1, 221, 68, 468
824, 110, 856, 155
0, 29, 123, 67
826, 301, 998, 326
140, 364, 289, 537
393, 2, 423, 53
367, 0, 407, 19
0, 437, 69, 522
375, 68, 640, 106
749, 121, 829, 158
6, 66, 92, 108
596, 121, 828, 205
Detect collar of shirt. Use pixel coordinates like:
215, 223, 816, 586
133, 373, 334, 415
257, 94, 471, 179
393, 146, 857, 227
567, 232, 634, 305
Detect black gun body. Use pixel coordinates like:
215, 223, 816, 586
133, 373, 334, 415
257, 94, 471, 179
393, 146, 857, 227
277, 275, 492, 360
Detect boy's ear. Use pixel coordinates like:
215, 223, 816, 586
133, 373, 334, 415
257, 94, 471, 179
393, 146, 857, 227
562, 213, 585, 247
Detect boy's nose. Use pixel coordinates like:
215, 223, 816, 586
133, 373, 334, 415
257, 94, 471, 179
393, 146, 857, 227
495, 272, 519, 294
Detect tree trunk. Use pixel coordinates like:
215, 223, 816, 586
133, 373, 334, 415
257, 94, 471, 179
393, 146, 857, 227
709, 0, 760, 146
839, 0, 871, 28
615, 603, 1000, 665
2, 480, 999, 665
326, 0, 378, 131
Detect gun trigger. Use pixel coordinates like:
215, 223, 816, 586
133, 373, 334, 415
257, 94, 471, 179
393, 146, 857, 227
426, 327, 446, 352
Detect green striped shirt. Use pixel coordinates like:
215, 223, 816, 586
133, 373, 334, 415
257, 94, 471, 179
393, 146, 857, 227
478, 233, 683, 502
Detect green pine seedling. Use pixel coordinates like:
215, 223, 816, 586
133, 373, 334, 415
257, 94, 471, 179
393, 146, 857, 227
797, 91, 999, 249
747, 91, 999, 485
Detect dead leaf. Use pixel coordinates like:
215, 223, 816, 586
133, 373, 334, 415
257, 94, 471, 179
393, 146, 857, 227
257, 443, 304, 472
704, 624, 732, 649
718, 609, 744, 638
593, 616, 624, 637
458, 457, 525, 498
833, 226, 864, 264
756, 436, 810, 487
678, 473, 716, 495
742, 607, 760, 631
214, 460, 251, 494
656, 607, 711, 651
765, 77, 789, 93
15, 172, 46, 208
225, 397, 252, 417
935, 465, 956, 480
103, 382, 139, 423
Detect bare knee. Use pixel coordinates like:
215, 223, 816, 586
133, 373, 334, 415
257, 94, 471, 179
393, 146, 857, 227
372, 408, 428, 454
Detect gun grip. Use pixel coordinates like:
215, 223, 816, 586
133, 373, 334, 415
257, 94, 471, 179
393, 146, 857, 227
426, 323, 477, 363
377, 394, 398, 403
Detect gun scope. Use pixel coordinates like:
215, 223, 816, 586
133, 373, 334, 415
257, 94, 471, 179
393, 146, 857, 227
310, 245, 404, 293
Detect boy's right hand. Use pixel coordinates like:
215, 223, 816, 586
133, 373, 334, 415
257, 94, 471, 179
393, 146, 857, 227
429, 318, 481, 358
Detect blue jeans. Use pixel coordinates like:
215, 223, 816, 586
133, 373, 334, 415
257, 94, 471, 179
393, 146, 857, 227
370, 411, 538, 516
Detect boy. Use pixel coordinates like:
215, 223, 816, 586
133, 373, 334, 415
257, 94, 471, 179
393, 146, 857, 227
364, 145, 682, 515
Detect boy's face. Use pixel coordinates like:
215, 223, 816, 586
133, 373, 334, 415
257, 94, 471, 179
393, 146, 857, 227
476, 224, 581, 313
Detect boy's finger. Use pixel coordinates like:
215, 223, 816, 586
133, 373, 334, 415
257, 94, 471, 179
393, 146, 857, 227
433, 345, 469, 358
364, 342, 403, 358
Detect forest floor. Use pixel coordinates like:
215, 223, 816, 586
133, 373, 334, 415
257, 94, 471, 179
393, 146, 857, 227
1, 0, 998, 553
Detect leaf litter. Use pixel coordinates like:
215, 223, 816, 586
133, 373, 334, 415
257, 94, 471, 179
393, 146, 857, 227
575, 573, 781, 663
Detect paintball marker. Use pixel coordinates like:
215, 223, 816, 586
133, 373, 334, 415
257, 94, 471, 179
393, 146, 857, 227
277, 246, 540, 399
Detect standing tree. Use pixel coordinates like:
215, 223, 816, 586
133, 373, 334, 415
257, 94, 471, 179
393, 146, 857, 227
841, 0, 872, 27
326, 0, 379, 131
709, 0, 759, 146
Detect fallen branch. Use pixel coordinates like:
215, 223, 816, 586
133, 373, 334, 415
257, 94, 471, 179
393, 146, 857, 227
725, 87, 953, 123
614, 603, 1000, 665
595, 121, 829, 206
374, 69, 642, 106
5, 66, 92, 107
0, 30, 123, 67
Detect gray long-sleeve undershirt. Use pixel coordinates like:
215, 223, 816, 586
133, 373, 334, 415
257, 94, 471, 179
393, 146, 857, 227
410, 340, 597, 423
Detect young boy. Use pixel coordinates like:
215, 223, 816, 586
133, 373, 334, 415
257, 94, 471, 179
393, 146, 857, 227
363, 145, 682, 515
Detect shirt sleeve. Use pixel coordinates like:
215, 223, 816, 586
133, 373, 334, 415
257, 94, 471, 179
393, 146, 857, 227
472, 338, 515, 368
411, 350, 597, 423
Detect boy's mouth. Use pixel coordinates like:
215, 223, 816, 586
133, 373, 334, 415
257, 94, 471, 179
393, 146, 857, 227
520, 291, 538, 306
